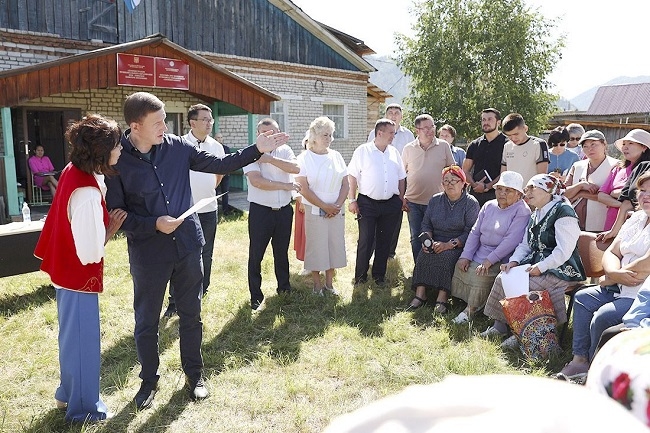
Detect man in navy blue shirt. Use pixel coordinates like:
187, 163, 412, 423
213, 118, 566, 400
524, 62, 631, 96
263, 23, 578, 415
105, 92, 288, 409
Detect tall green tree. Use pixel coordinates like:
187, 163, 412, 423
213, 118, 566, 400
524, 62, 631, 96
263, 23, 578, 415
396, 0, 564, 139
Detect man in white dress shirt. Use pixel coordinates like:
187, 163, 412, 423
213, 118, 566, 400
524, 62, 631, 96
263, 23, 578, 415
164, 103, 225, 317
349, 118, 407, 285
367, 103, 414, 260
244, 118, 300, 311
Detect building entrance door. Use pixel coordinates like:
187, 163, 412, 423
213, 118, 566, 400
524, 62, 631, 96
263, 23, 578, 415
13, 108, 80, 203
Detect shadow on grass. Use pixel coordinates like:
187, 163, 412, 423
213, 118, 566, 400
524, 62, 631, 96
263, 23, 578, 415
443, 308, 574, 374
219, 208, 246, 222
92, 389, 190, 433
132, 389, 190, 433
99, 313, 181, 396
19, 408, 72, 433
401, 290, 575, 375
0, 284, 55, 317
203, 260, 408, 375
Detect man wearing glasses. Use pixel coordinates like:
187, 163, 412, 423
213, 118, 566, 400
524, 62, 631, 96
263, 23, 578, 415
401, 114, 456, 262
163, 104, 225, 317
566, 123, 586, 159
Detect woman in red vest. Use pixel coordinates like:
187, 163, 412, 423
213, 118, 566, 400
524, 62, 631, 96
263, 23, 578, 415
34, 115, 126, 423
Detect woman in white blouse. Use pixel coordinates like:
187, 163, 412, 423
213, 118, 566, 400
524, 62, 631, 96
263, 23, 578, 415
296, 117, 349, 295
556, 171, 650, 382
564, 130, 618, 232
33, 115, 126, 422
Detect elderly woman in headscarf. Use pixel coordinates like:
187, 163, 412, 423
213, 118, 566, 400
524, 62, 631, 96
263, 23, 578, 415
481, 174, 586, 347
407, 165, 480, 314
450, 171, 531, 324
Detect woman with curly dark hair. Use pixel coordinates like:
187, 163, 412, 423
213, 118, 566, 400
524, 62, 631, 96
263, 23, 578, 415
34, 114, 126, 422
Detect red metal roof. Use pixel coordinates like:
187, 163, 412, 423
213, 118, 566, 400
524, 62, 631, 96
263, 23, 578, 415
588, 82, 650, 115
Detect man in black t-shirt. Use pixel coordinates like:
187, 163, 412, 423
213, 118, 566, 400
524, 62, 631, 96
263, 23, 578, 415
463, 108, 507, 207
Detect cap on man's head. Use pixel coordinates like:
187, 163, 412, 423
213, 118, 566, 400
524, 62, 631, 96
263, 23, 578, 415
615, 129, 650, 151
578, 130, 606, 146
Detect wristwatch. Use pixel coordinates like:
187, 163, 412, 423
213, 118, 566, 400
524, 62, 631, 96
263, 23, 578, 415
450, 238, 459, 249
349, 197, 357, 202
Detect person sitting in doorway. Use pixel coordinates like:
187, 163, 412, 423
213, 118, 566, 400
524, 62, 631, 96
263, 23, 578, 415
28, 144, 59, 197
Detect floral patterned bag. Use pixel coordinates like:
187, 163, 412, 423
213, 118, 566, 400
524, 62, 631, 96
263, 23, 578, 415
500, 291, 560, 360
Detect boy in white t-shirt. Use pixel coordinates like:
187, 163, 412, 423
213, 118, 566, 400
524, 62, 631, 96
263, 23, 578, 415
500, 113, 549, 185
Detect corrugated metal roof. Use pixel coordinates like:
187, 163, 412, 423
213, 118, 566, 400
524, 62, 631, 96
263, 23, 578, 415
588, 82, 650, 115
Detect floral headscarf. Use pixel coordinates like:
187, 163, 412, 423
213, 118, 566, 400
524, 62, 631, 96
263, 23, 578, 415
526, 173, 566, 198
442, 165, 466, 184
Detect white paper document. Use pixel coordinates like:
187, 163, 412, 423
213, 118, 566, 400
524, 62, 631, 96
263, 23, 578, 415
177, 193, 227, 220
501, 265, 530, 298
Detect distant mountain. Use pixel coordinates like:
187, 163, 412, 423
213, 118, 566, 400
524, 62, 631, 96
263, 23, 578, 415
365, 55, 409, 105
366, 56, 650, 114
556, 97, 579, 112
569, 76, 650, 111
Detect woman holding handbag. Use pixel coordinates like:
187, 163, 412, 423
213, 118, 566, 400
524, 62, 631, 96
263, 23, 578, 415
481, 174, 586, 349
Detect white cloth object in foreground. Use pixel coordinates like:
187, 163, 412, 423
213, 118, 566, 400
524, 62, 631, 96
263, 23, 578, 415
324, 374, 648, 433
587, 328, 650, 427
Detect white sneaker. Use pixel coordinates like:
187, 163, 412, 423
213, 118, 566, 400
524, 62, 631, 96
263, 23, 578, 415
251, 298, 266, 313
323, 285, 339, 296
480, 325, 507, 338
500, 335, 519, 350
452, 311, 470, 324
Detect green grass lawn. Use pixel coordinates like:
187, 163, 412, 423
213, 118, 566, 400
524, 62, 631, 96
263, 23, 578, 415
0, 210, 572, 432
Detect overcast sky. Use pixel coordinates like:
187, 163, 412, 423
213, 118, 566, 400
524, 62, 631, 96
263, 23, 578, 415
291, 0, 650, 99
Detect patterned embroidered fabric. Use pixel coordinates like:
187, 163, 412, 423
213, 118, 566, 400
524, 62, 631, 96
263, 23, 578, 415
587, 328, 650, 427
501, 291, 560, 360
519, 200, 585, 281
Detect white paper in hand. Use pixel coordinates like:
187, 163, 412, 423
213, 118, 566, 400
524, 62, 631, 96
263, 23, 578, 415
177, 193, 227, 220
501, 265, 530, 298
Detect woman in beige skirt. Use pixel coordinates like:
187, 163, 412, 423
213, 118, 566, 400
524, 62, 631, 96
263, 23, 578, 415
295, 117, 349, 295
450, 171, 530, 323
